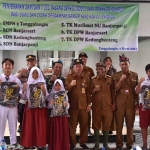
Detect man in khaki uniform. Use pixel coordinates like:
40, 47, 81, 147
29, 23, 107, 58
91, 62, 115, 150
79, 52, 95, 79
113, 54, 138, 150
65, 59, 91, 150
79, 52, 95, 136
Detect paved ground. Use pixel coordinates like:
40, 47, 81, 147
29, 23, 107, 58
5, 116, 149, 150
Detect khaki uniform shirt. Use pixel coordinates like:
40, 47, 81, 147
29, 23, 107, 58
65, 72, 91, 109
82, 66, 95, 79
91, 75, 115, 110
113, 71, 138, 107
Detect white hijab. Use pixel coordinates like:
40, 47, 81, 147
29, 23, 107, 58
27, 67, 45, 85
51, 79, 65, 93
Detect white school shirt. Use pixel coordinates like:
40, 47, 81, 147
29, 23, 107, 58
139, 76, 150, 104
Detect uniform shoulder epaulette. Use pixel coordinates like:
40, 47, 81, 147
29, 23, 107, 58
114, 71, 121, 75
130, 71, 137, 75
106, 75, 111, 78
87, 66, 92, 70
91, 76, 96, 79
67, 72, 73, 76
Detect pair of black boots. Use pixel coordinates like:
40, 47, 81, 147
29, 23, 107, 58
93, 130, 110, 150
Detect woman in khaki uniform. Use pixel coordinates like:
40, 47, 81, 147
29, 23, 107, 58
91, 62, 115, 150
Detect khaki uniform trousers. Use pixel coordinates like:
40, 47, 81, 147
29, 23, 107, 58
69, 109, 88, 146
115, 106, 135, 147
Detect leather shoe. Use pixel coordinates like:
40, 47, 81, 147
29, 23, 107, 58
127, 146, 133, 150
116, 146, 122, 150
141, 146, 148, 150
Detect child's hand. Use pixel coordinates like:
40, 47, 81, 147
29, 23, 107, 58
38, 83, 45, 90
64, 102, 68, 107
50, 100, 54, 105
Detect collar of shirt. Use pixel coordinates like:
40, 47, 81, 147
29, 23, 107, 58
96, 74, 107, 80
121, 70, 131, 75
1, 73, 13, 81
145, 76, 150, 81
73, 72, 84, 77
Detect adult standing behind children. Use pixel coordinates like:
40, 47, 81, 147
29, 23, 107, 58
0, 58, 21, 148
15, 55, 37, 132
45, 60, 65, 93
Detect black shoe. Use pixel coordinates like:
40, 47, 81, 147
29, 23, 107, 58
141, 146, 148, 150
127, 146, 133, 150
80, 144, 90, 149
70, 144, 75, 150
88, 129, 93, 136
109, 131, 113, 135
116, 146, 122, 150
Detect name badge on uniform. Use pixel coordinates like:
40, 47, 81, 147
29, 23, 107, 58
125, 89, 129, 95
82, 88, 85, 93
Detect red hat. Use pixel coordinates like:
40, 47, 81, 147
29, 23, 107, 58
119, 54, 129, 62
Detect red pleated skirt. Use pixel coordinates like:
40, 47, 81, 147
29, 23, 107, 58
20, 103, 48, 148
48, 116, 70, 150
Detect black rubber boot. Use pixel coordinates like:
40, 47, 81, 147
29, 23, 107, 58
102, 131, 110, 150
93, 130, 99, 150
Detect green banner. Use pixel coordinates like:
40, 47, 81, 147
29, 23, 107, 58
0, 1, 139, 51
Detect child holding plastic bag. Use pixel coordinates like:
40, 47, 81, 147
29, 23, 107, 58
48, 79, 70, 150
20, 67, 48, 149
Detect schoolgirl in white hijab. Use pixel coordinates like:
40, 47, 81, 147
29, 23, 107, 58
48, 79, 70, 150
49, 79, 69, 110
21, 66, 48, 99
20, 66, 49, 149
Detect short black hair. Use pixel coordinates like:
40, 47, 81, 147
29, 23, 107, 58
52, 60, 63, 68
2, 58, 14, 66
145, 64, 150, 72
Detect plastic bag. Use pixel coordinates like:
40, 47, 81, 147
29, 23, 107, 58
50, 91, 69, 117
0, 82, 20, 107
28, 82, 46, 109
141, 85, 150, 109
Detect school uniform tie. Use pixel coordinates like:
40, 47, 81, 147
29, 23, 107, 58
5, 77, 9, 82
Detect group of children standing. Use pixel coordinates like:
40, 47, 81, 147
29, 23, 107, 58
0, 58, 70, 150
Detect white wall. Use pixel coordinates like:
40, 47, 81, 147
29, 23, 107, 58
10, 50, 36, 74
107, 39, 150, 78
138, 4, 150, 36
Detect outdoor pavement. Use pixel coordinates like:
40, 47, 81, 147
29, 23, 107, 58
4, 116, 150, 150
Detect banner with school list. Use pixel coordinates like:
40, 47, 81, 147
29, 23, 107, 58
0, 1, 139, 51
